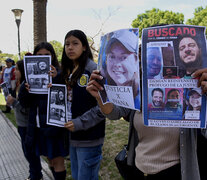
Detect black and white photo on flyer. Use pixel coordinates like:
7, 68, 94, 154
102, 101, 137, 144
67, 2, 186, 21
24, 55, 51, 94
47, 84, 67, 127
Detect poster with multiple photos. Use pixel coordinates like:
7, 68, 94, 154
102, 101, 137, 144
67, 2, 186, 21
0, 82, 9, 99
24, 55, 51, 94
47, 84, 67, 127
97, 28, 141, 110
142, 24, 207, 128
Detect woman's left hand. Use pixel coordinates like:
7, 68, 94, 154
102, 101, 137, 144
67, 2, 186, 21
192, 68, 207, 94
49, 65, 57, 78
64, 121, 75, 131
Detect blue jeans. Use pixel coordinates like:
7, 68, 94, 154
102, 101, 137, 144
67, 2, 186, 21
18, 127, 42, 180
70, 144, 103, 180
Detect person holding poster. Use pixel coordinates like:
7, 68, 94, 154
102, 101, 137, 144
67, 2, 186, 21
99, 29, 140, 110
25, 42, 69, 180
60, 30, 105, 180
189, 68, 207, 180
87, 70, 207, 180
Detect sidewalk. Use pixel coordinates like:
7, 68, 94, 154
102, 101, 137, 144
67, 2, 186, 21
0, 110, 53, 180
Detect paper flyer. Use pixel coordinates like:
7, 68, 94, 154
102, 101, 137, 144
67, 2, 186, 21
97, 28, 141, 110
142, 24, 207, 128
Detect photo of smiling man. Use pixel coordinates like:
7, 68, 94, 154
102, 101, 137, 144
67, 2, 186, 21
177, 35, 202, 78
98, 28, 140, 110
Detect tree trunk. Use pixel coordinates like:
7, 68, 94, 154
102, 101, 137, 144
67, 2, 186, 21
33, 0, 47, 48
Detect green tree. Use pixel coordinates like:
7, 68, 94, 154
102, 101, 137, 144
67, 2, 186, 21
131, 8, 184, 37
186, 6, 207, 35
0, 51, 17, 65
49, 40, 63, 62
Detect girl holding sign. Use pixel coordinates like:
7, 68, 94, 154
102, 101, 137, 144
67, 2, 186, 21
25, 42, 69, 180
61, 29, 105, 180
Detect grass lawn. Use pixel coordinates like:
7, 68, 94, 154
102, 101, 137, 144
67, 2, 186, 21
0, 93, 128, 180
0, 93, 16, 126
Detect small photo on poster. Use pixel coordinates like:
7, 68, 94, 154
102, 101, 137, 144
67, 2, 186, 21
47, 84, 67, 127
146, 41, 175, 80
164, 88, 183, 120
183, 88, 202, 120
174, 34, 204, 78
163, 66, 179, 79
24, 55, 51, 94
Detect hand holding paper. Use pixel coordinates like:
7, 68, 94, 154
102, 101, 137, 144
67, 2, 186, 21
86, 70, 104, 99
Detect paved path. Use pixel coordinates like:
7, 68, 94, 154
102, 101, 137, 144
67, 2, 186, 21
0, 111, 53, 180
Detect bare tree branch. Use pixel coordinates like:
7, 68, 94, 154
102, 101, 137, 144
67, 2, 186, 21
89, 6, 121, 53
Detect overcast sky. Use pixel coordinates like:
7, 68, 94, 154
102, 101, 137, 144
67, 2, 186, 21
0, 0, 206, 55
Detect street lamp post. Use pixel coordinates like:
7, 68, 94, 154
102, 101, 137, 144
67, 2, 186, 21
11, 9, 23, 60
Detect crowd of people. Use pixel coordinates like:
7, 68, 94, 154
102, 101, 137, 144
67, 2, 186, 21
0, 25, 206, 180
0, 58, 16, 113
1, 30, 105, 180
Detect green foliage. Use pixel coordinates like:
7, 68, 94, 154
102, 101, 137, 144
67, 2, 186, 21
0, 52, 17, 66
0, 93, 16, 127
131, 8, 184, 37
0, 49, 30, 65
49, 40, 63, 62
0, 51, 30, 65
0, 93, 6, 105
186, 6, 207, 35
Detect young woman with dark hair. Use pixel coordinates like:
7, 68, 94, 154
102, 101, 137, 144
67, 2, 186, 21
33, 42, 60, 70
61, 30, 105, 180
25, 42, 69, 180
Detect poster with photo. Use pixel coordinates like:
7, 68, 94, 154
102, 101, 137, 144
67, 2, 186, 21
24, 55, 51, 94
97, 28, 141, 110
47, 84, 67, 127
142, 24, 207, 128
0, 82, 9, 99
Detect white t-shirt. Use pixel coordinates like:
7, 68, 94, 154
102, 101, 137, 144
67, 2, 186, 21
3, 67, 14, 88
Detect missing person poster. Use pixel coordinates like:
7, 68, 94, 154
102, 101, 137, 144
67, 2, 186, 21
24, 55, 51, 94
97, 28, 141, 110
0, 82, 9, 99
47, 84, 67, 127
142, 24, 207, 128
